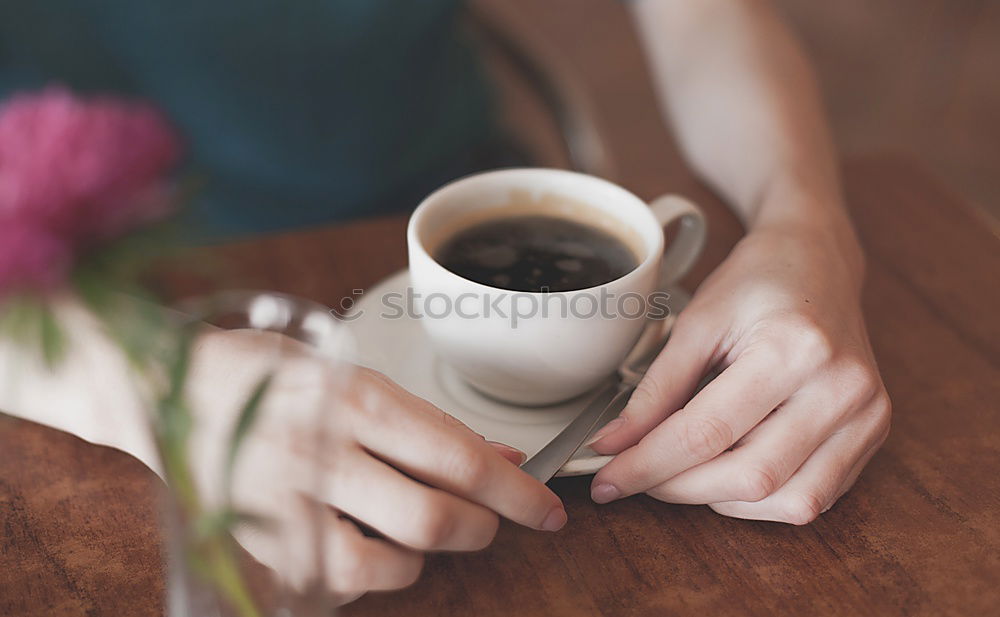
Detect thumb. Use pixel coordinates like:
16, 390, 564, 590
590, 317, 719, 455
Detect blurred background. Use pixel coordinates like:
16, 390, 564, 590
475, 0, 1000, 223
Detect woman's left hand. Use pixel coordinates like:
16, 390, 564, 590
588, 224, 891, 524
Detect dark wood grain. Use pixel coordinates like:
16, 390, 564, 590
0, 416, 164, 617
775, 0, 1000, 221
2, 156, 998, 617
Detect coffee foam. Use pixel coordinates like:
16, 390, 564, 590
424, 189, 648, 264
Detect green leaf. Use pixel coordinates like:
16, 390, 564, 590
193, 508, 240, 540
70, 267, 113, 315
193, 508, 274, 541
159, 398, 192, 447
154, 325, 198, 499
0, 296, 67, 369
223, 374, 272, 503
38, 306, 65, 369
0, 296, 39, 343
164, 324, 196, 404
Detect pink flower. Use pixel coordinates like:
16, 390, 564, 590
0, 87, 181, 295
0, 224, 70, 297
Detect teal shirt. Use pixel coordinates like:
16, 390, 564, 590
0, 1, 499, 238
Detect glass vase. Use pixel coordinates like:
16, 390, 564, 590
160, 290, 354, 617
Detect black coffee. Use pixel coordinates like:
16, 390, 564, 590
435, 215, 638, 292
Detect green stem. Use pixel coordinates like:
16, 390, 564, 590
201, 534, 262, 617
93, 304, 262, 617
168, 454, 261, 617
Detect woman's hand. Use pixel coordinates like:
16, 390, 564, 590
187, 330, 566, 604
589, 224, 890, 524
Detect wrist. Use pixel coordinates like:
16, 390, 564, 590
740, 222, 867, 302
747, 172, 866, 282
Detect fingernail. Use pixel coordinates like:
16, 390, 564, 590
541, 506, 568, 532
591, 483, 621, 504
487, 441, 527, 465
586, 418, 626, 446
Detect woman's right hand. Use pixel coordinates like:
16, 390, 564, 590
187, 329, 566, 604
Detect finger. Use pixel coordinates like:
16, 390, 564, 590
364, 372, 527, 467
232, 494, 324, 592
487, 441, 528, 466
317, 448, 501, 552
590, 315, 722, 455
324, 513, 424, 601
234, 494, 423, 601
707, 398, 890, 524
646, 377, 856, 504
350, 380, 566, 532
591, 348, 801, 503
826, 411, 891, 509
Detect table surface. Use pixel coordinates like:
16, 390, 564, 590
1, 155, 998, 617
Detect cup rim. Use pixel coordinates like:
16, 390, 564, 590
407, 167, 664, 295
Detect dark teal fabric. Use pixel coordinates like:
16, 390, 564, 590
0, 1, 501, 239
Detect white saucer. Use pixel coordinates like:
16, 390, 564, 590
345, 270, 690, 477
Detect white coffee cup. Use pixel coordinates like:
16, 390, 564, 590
407, 168, 706, 406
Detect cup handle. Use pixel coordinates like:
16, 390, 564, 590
620, 195, 707, 370
648, 194, 707, 287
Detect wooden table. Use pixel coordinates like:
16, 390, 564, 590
1, 155, 998, 616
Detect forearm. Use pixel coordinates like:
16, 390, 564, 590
0, 296, 162, 474
0, 298, 312, 484
630, 0, 862, 272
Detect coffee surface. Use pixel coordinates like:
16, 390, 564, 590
435, 215, 638, 292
